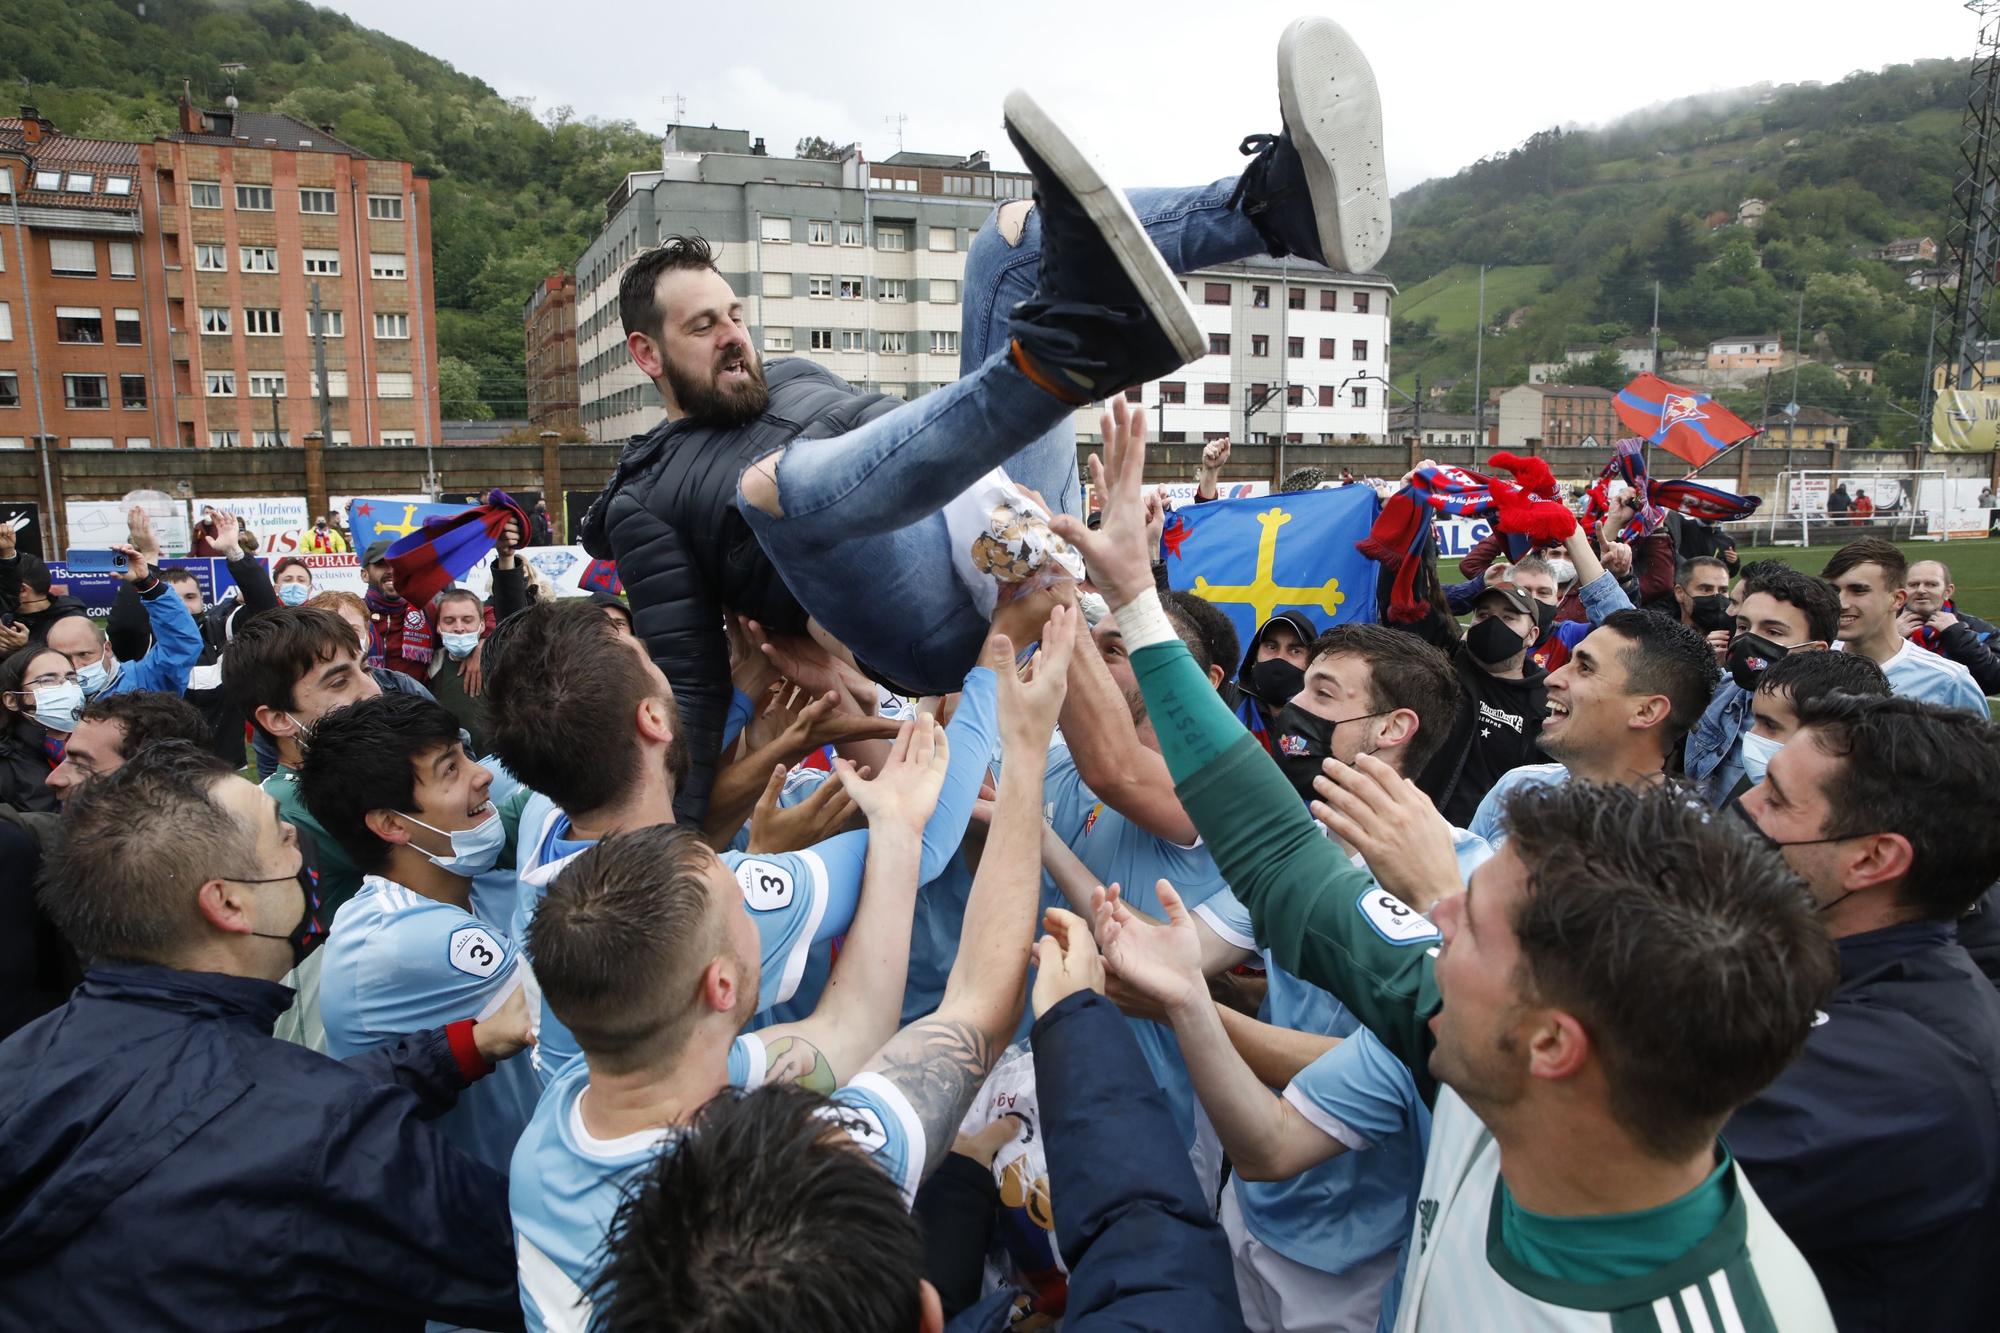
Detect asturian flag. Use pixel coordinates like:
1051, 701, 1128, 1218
1613, 373, 1760, 466
1159, 485, 1380, 650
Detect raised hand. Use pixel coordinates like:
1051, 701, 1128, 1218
749, 617, 877, 716
1050, 396, 1154, 606
471, 980, 535, 1063
126, 505, 161, 560
1031, 906, 1106, 1018
1199, 436, 1231, 475
1311, 753, 1462, 916
747, 765, 863, 853
1092, 880, 1206, 1017
110, 542, 150, 585
834, 714, 950, 837
990, 603, 1076, 751
211, 509, 242, 555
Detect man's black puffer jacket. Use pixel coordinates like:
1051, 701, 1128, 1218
582, 358, 899, 823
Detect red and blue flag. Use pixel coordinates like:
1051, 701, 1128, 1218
1613, 374, 1759, 466
382, 489, 532, 608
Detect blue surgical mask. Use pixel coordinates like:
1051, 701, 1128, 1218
1739, 730, 1783, 787
441, 631, 481, 660
77, 655, 116, 700
399, 804, 504, 877
277, 582, 311, 607
23, 681, 85, 734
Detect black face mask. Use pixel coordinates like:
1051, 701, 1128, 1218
240, 824, 326, 968
1532, 599, 1557, 643
1246, 658, 1305, 710
1690, 593, 1734, 635
1467, 615, 1526, 669
1725, 633, 1790, 693
1725, 796, 1879, 915
1272, 701, 1389, 803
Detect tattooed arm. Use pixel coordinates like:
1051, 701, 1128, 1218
855, 611, 1076, 1175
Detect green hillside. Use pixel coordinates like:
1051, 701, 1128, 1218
1385, 60, 1973, 444
0, 0, 661, 422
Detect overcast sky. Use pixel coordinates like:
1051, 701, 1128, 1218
318, 0, 1975, 193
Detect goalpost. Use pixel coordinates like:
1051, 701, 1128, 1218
1753, 468, 1962, 547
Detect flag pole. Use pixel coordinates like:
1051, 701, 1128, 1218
1676, 430, 1764, 482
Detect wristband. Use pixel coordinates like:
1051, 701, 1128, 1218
133, 574, 162, 597
1111, 586, 1179, 652
446, 1018, 495, 1082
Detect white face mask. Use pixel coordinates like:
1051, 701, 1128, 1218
441, 631, 481, 660
277, 582, 311, 607
398, 804, 505, 877
21, 681, 85, 734
1740, 730, 1784, 787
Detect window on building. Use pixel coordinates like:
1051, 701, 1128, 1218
299, 188, 336, 214
1353, 292, 1370, 315
840, 329, 865, 352
120, 374, 147, 408
0, 374, 16, 408
0, 302, 9, 341
1318, 386, 1336, 407
205, 370, 236, 397
805, 274, 831, 298
190, 181, 222, 209
235, 184, 274, 211
808, 329, 835, 351
1287, 384, 1303, 407
765, 327, 794, 352
1159, 381, 1186, 404
303, 249, 340, 275
62, 173, 92, 194
1204, 382, 1228, 405
68, 437, 114, 450
33, 170, 61, 191
839, 222, 862, 247
876, 278, 907, 302
374, 312, 409, 339
200, 307, 231, 335
249, 372, 286, 398
1287, 287, 1305, 310
114, 309, 140, 345
249, 429, 285, 448
876, 228, 906, 252
1352, 340, 1369, 361
65, 374, 110, 409
240, 245, 278, 274
1252, 286, 1270, 308
312, 370, 349, 398
244, 308, 283, 336
1203, 282, 1229, 305
1351, 386, 1368, 408
930, 278, 957, 304
49, 239, 95, 276
1208, 333, 1230, 356
1251, 335, 1269, 357
1320, 290, 1336, 312
1248, 382, 1269, 407
380, 431, 415, 447
308, 310, 343, 338
196, 243, 227, 272
931, 331, 958, 355
108, 242, 134, 278
1287, 336, 1304, 358
838, 277, 864, 300
929, 227, 956, 252
124, 436, 151, 449
760, 216, 793, 244
209, 430, 240, 448
367, 194, 404, 221
377, 371, 413, 398
102, 175, 132, 198
802, 219, 832, 246
880, 332, 906, 354
370, 252, 407, 280
1317, 338, 1334, 359
56, 308, 103, 343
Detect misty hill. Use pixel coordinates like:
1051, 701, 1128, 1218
1384, 59, 1971, 444
0, 0, 662, 421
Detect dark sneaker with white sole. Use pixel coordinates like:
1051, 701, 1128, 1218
1002, 89, 1205, 405
1232, 15, 1390, 273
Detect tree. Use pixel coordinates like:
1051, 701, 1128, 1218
438, 357, 493, 421
1649, 213, 1702, 285
795, 135, 851, 161
1558, 348, 1629, 391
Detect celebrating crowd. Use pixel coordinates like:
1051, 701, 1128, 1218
3, 17, 1999, 1333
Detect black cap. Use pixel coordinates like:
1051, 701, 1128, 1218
363, 539, 392, 567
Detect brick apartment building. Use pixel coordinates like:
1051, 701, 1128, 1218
524, 272, 579, 435
0, 94, 437, 451
1495, 382, 1621, 449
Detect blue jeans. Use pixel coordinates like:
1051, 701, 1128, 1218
740, 176, 1264, 692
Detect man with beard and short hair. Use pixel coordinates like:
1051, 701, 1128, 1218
1673, 555, 1733, 642
587, 18, 1391, 824
1899, 558, 2000, 694
1731, 695, 2000, 1331
1822, 538, 1985, 714
361, 540, 435, 684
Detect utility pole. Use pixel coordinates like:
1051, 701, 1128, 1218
1413, 372, 1423, 456
310, 280, 333, 446
268, 382, 281, 447
1786, 288, 1805, 462
1472, 264, 1486, 459
1650, 280, 1660, 370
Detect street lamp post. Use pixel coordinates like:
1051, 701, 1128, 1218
1342, 372, 1423, 458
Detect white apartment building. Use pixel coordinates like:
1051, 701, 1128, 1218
573, 126, 1392, 447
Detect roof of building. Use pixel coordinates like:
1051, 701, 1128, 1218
1527, 383, 1616, 399
0, 119, 143, 211
880, 149, 988, 169
1389, 410, 1481, 430
1710, 334, 1782, 346
164, 108, 372, 159
1201, 254, 1397, 288
1761, 406, 1850, 427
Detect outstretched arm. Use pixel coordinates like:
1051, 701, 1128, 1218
1058, 594, 1200, 845
858, 610, 1075, 1177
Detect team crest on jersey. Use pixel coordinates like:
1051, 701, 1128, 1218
1082, 802, 1102, 836
736, 859, 796, 912
1278, 733, 1311, 757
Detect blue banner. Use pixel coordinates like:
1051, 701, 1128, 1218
48, 559, 229, 618
1159, 486, 1381, 649
345, 497, 468, 551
